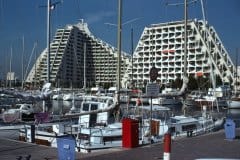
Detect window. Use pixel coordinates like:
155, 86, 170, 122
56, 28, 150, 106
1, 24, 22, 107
182, 124, 197, 131
82, 104, 89, 111
91, 104, 98, 111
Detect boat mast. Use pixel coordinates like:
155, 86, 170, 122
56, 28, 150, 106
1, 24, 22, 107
34, 44, 37, 88
117, 0, 122, 104
112, 0, 122, 122
21, 36, 24, 89
162, 0, 198, 96
235, 48, 238, 95
200, 0, 206, 23
9, 47, 13, 88
183, 0, 188, 79
131, 27, 134, 88
47, 0, 51, 83
83, 43, 87, 90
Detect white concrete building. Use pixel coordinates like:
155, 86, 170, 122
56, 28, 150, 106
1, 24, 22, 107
25, 20, 130, 88
123, 19, 235, 88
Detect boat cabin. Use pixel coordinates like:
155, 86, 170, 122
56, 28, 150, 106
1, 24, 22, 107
79, 96, 114, 128
90, 87, 105, 95
168, 115, 199, 137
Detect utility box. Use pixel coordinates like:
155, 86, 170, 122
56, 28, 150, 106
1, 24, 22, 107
56, 135, 76, 160
122, 118, 139, 148
224, 119, 236, 140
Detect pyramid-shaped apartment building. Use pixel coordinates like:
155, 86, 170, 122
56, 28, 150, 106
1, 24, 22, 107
25, 20, 131, 88
26, 19, 235, 89
123, 19, 235, 88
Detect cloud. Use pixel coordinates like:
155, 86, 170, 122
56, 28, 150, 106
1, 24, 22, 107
85, 11, 116, 24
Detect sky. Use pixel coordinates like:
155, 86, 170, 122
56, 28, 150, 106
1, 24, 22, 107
0, 0, 239, 80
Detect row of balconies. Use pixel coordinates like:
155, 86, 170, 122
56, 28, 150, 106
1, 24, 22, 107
132, 65, 207, 72
141, 32, 196, 42
146, 23, 193, 34
140, 39, 198, 47
136, 42, 202, 51
134, 61, 194, 67
135, 53, 192, 60
136, 49, 196, 55
131, 69, 212, 79
93, 53, 116, 57
132, 74, 176, 81
133, 64, 206, 71
134, 62, 209, 68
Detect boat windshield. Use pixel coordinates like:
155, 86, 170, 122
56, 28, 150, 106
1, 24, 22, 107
91, 104, 98, 110
140, 105, 171, 120
82, 103, 89, 111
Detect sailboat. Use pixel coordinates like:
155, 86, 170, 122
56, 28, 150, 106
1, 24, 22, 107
227, 99, 240, 109
227, 48, 240, 109
19, 0, 122, 151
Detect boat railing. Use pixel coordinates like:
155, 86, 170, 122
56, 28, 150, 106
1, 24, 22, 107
77, 125, 121, 147
140, 119, 168, 137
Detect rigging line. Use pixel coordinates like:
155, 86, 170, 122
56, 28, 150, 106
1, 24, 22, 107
235, 48, 238, 94
0, 0, 4, 27
163, 0, 169, 21
202, 0, 208, 21
166, 0, 197, 6
21, 36, 25, 89
192, 0, 198, 19
75, 0, 82, 20
24, 43, 37, 82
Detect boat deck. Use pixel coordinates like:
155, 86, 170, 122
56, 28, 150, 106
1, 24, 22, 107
0, 128, 240, 160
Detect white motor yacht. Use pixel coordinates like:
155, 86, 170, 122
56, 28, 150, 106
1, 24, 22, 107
1, 103, 35, 123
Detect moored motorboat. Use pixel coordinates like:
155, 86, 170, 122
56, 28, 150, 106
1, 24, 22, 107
167, 109, 224, 138
227, 97, 240, 109
1, 103, 35, 123
18, 95, 116, 150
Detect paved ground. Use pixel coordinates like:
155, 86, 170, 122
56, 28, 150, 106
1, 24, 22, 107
0, 129, 240, 160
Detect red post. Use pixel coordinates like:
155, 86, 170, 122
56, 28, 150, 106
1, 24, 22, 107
163, 133, 171, 160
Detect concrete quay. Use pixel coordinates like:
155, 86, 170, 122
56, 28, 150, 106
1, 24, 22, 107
0, 129, 239, 160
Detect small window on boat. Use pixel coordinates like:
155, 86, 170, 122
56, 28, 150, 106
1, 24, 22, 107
170, 118, 178, 123
169, 127, 175, 133
182, 124, 197, 131
108, 100, 113, 105
82, 104, 89, 111
91, 104, 98, 111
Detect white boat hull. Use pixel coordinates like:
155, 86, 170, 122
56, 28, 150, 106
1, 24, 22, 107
227, 100, 240, 109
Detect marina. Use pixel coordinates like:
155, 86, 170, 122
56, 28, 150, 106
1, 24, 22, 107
0, 75, 240, 158
0, 0, 240, 159
1, 91, 239, 150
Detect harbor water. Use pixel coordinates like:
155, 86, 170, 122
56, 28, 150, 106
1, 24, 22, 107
1, 96, 240, 126
50, 99, 240, 127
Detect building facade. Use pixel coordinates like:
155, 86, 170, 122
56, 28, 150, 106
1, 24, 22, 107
25, 20, 131, 88
123, 19, 235, 89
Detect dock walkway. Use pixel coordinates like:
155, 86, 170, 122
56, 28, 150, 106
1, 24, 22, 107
0, 129, 239, 160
